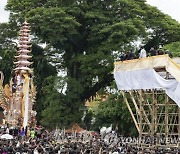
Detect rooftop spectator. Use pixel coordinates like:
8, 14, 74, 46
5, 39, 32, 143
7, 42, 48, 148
139, 47, 147, 58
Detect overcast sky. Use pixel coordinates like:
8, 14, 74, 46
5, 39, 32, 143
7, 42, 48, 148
0, 0, 180, 23
0, 0, 9, 23
146, 0, 180, 22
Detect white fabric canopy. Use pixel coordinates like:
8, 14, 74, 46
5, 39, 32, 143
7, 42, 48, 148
114, 68, 180, 107
114, 55, 180, 107
114, 55, 180, 82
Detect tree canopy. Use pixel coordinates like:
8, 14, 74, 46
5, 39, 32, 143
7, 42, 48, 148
163, 41, 180, 57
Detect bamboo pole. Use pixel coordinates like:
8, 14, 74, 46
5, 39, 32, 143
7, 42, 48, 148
151, 90, 155, 137
154, 91, 158, 134
139, 90, 143, 146
165, 95, 169, 144
121, 91, 140, 133
178, 107, 180, 148
129, 91, 152, 132
165, 72, 169, 144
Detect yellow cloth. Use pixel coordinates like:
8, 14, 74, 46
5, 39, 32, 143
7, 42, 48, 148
4, 84, 11, 98
22, 73, 29, 118
30, 78, 36, 95
22, 73, 30, 128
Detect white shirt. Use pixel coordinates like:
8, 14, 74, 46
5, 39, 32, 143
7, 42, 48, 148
6, 127, 9, 134
139, 48, 147, 58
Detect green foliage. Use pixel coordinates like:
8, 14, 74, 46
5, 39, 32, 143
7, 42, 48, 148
0, 23, 18, 84
41, 76, 83, 129
83, 110, 93, 130
27, 7, 81, 49
92, 93, 137, 136
0, 48, 15, 84
143, 4, 180, 50
163, 41, 180, 57
31, 44, 57, 123
40, 76, 67, 129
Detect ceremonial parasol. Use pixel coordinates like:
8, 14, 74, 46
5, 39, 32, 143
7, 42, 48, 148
0, 134, 13, 140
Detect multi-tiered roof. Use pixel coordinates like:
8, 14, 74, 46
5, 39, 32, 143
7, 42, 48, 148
14, 21, 32, 71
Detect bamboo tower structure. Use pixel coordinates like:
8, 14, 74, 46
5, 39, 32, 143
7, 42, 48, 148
0, 21, 36, 128
114, 55, 180, 148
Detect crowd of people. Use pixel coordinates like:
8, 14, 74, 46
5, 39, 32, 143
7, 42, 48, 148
0, 125, 179, 153
120, 46, 173, 61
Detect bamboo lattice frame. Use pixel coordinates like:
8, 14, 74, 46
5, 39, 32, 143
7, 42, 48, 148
121, 71, 180, 148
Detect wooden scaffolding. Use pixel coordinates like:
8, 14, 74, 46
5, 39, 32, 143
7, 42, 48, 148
121, 70, 180, 148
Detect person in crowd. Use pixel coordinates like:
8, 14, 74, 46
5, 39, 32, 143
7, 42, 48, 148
120, 53, 126, 61
14, 126, 20, 136
124, 51, 130, 60
150, 47, 157, 56
0, 127, 179, 153
36, 126, 42, 139
5, 125, 9, 134
30, 128, 35, 139
157, 46, 164, 55
26, 127, 31, 138
128, 50, 136, 60
165, 49, 173, 58
120, 50, 136, 61
12, 83, 17, 93
19, 127, 25, 139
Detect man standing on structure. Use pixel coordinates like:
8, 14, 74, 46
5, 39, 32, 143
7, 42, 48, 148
139, 47, 147, 58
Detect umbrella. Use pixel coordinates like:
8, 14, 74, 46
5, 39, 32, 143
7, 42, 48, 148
106, 124, 112, 134
100, 127, 106, 134
0, 134, 13, 139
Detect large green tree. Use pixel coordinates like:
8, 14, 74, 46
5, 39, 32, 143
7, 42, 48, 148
2, 0, 180, 129
31, 44, 57, 123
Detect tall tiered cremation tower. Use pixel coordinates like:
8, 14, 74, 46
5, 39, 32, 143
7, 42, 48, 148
2, 21, 37, 128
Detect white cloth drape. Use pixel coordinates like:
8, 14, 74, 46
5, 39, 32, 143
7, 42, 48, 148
114, 69, 180, 107
23, 75, 30, 128
114, 55, 180, 82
